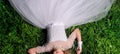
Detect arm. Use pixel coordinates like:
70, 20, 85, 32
67, 28, 82, 54
75, 28, 82, 54
28, 43, 53, 54
68, 28, 82, 43
75, 28, 82, 41
36, 43, 53, 53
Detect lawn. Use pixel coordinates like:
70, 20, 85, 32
0, 0, 120, 54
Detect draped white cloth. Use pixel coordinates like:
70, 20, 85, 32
9, 0, 114, 41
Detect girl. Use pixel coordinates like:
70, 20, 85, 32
28, 28, 82, 54
8, 0, 114, 54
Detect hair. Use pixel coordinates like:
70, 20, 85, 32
63, 50, 71, 54
49, 49, 71, 54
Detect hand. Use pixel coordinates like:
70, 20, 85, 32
76, 47, 82, 54
28, 48, 36, 54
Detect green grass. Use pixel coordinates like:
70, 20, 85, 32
0, 0, 120, 54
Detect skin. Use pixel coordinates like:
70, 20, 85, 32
28, 48, 81, 54
76, 47, 82, 54
53, 48, 64, 54
28, 28, 82, 54
75, 28, 82, 54
28, 48, 36, 54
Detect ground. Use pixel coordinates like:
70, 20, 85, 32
0, 0, 120, 54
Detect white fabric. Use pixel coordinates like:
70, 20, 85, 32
9, 0, 114, 42
9, 0, 114, 29
47, 23, 67, 42
78, 41, 82, 49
